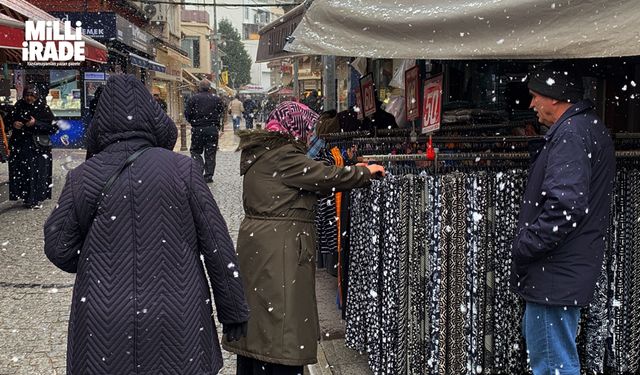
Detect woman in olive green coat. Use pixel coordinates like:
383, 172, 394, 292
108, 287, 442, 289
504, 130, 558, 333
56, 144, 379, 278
223, 102, 384, 374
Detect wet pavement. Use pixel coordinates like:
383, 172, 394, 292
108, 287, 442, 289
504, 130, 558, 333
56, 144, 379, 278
0, 125, 370, 375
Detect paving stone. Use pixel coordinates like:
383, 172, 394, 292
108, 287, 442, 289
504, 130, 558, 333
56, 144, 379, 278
0, 131, 242, 375
0, 127, 370, 375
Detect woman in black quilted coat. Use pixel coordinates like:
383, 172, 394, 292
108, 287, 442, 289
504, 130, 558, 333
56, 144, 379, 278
44, 75, 249, 375
6, 85, 57, 208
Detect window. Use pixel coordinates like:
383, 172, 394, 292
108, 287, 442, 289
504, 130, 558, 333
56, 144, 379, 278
181, 37, 200, 68
243, 24, 260, 40
49, 70, 81, 117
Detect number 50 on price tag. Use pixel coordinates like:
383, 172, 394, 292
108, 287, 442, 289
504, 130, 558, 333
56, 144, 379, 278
422, 74, 443, 134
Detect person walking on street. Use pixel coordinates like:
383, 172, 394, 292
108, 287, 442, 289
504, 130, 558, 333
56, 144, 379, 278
185, 79, 225, 183
511, 63, 615, 375
6, 84, 57, 209
228, 95, 244, 134
223, 101, 384, 374
243, 95, 257, 130
44, 75, 249, 375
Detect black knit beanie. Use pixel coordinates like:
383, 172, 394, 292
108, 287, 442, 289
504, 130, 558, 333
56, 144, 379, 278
527, 63, 584, 103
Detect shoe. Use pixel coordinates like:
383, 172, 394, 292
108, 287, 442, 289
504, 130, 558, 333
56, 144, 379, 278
204, 177, 213, 183
23, 202, 42, 209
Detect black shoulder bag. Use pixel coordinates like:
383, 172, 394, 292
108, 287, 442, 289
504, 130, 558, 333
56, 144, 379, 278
89, 147, 151, 223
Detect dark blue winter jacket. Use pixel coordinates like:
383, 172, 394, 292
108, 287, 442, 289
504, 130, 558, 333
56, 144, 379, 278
44, 75, 249, 374
510, 100, 615, 307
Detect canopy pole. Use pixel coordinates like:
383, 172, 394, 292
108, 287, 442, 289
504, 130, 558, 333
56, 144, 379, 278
293, 57, 299, 100
322, 55, 336, 111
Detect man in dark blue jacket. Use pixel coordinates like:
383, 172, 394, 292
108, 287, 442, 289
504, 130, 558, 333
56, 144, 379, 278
511, 64, 615, 375
185, 79, 225, 183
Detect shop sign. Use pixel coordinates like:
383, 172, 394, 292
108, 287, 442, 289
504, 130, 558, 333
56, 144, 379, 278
360, 73, 376, 117
84, 72, 106, 80
422, 74, 443, 134
22, 20, 85, 66
405, 65, 420, 121
116, 16, 153, 55
354, 85, 364, 120
51, 12, 117, 40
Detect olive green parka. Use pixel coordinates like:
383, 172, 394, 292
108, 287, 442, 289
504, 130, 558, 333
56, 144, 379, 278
222, 131, 371, 366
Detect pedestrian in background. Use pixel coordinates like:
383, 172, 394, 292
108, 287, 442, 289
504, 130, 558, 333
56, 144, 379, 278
302, 89, 321, 113
6, 84, 57, 209
185, 79, 225, 183
153, 91, 168, 112
228, 95, 244, 134
511, 63, 615, 375
44, 74, 249, 375
307, 109, 339, 159
243, 95, 257, 130
223, 101, 384, 374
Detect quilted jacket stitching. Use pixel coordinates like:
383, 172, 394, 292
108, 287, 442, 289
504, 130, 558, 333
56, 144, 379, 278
188, 161, 242, 322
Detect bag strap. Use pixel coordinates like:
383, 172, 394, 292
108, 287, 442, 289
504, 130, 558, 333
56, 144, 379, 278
90, 147, 151, 222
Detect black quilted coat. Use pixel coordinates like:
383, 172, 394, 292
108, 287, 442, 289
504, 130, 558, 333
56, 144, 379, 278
44, 75, 249, 375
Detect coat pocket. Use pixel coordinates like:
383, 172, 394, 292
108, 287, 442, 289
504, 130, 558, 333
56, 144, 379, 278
296, 231, 313, 265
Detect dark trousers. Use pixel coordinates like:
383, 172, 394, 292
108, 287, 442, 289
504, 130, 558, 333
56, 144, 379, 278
8, 140, 52, 204
245, 115, 254, 129
236, 355, 304, 375
190, 126, 218, 180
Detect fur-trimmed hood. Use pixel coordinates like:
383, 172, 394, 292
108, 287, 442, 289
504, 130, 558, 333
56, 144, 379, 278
237, 130, 306, 175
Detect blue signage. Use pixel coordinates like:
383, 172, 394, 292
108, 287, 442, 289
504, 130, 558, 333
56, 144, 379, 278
52, 119, 85, 148
84, 72, 105, 80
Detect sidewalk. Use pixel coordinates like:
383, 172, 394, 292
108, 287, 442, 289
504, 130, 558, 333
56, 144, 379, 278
0, 161, 7, 203
0, 122, 374, 375
310, 270, 372, 375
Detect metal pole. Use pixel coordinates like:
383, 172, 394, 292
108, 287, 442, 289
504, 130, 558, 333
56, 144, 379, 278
212, 0, 220, 89
180, 122, 188, 151
293, 58, 299, 100
322, 55, 336, 111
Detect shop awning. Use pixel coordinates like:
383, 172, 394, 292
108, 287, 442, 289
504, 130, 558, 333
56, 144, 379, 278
255, 3, 307, 63
268, 86, 293, 96
0, 0, 108, 63
129, 53, 166, 73
239, 84, 266, 94
285, 0, 640, 60
154, 71, 181, 82
153, 37, 191, 65
218, 84, 235, 96
182, 69, 200, 87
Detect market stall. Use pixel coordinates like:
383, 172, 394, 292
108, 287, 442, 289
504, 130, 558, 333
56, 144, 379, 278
283, 2, 640, 375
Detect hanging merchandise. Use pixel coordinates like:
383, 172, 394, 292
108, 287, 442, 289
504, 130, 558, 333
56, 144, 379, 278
342, 152, 640, 375
345, 166, 530, 375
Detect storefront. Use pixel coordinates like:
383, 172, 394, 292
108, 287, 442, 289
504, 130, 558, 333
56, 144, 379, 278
152, 44, 190, 124
284, 2, 640, 375
52, 12, 160, 85
37, 11, 162, 147
0, 1, 109, 148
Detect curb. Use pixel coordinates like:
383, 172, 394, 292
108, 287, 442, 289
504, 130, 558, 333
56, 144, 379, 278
0, 181, 8, 204
307, 342, 333, 375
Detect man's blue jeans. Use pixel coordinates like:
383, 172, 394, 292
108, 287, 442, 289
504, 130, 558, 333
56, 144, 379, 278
522, 302, 581, 375
232, 116, 241, 131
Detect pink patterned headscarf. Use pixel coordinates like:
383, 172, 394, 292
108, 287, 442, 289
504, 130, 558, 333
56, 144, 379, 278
265, 101, 319, 142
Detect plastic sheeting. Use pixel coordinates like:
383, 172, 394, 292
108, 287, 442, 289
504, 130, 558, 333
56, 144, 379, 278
285, 0, 640, 60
